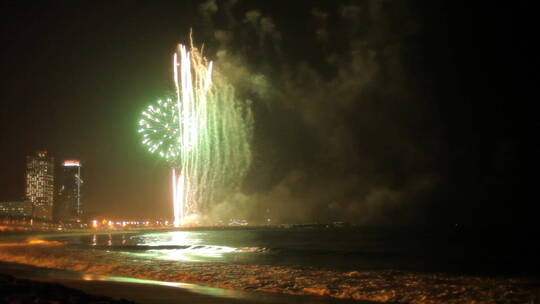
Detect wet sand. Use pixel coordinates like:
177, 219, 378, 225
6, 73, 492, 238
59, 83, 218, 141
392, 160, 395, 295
0, 261, 367, 304
2, 245, 539, 303
1, 274, 135, 303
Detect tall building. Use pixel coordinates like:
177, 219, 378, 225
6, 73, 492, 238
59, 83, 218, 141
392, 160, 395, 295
57, 160, 83, 222
26, 151, 55, 220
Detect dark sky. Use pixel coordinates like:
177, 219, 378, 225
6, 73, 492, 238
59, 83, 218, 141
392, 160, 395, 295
0, 1, 535, 226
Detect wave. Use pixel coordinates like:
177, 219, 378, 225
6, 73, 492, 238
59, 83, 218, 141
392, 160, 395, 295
83, 242, 408, 257
82, 244, 267, 253
0, 242, 535, 303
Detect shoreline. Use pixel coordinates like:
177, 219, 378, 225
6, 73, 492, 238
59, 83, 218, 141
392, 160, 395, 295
0, 261, 363, 304
2, 249, 539, 303
1, 230, 539, 303
1, 272, 134, 304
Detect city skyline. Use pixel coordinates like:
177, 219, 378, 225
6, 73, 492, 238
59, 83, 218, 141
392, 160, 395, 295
0, 151, 85, 222
0, 1, 535, 226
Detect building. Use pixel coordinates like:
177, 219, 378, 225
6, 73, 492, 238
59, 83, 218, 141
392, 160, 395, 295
56, 160, 83, 222
0, 201, 33, 217
26, 151, 55, 220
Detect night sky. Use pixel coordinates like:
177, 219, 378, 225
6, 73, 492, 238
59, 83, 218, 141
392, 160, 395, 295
0, 1, 536, 227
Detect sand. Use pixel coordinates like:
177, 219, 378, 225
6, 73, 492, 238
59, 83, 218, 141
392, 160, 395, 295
0, 261, 364, 304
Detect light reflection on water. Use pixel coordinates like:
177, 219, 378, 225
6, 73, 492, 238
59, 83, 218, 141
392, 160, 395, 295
138, 231, 203, 246
127, 231, 238, 262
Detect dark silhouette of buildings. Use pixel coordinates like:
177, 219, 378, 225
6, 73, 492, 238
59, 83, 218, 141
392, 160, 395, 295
56, 160, 83, 222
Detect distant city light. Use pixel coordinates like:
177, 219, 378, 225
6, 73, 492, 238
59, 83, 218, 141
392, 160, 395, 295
63, 160, 80, 167
83, 219, 175, 230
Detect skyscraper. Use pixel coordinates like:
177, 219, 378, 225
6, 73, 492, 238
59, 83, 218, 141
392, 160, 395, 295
57, 160, 83, 222
26, 151, 54, 220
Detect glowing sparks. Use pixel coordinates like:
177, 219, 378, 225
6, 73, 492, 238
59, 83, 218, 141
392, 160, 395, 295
171, 168, 184, 227
138, 97, 181, 159
139, 40, 253, 227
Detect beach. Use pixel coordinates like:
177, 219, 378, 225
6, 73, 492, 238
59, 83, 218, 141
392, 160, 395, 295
1, 272, 134, 304
0, 261, 363, 304
1, 228, 539, 303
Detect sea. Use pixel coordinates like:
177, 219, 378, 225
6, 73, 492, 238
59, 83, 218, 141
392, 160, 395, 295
0, 226, 538, 303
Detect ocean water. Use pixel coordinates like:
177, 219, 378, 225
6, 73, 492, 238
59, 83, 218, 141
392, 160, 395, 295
39, 227, 464, 270
0, 227, 538, 303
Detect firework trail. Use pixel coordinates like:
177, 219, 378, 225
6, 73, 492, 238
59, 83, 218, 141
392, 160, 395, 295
139, 41, 253, 226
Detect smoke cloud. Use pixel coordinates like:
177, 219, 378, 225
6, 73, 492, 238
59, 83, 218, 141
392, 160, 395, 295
198, 0, 438, 225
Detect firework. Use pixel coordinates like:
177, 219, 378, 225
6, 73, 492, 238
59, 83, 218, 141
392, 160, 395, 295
138, 97, 181, 160
139, 41, 253, 227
